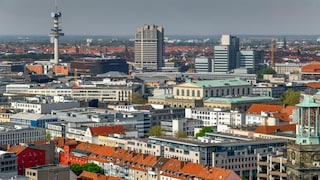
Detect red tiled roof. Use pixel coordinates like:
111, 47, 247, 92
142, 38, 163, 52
7, 145, 26, 155
247, 104, 283, 114
89, 125, 125, 137
78, 171, 121, 180
301, 63, 320, 73
256, 123, 296, 134
306, 82, 320, 89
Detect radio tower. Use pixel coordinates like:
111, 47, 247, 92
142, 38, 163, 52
49, 1, 64, 65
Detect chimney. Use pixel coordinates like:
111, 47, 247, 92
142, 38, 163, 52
6, 144, 11, 150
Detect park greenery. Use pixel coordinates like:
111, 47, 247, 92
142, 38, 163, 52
195, 127, 213, 138
70, 163, 104, 176
147, 125, 164, 137
281, 90, 301, 106
256, 67, 276, 79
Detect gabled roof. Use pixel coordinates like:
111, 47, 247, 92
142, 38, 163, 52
89, 125, 125, 137
301, 63, 320, 73
78, 171, 121, 180
7, 145, 27, 155
256, 124, 296, 134
247, 104, 283, 114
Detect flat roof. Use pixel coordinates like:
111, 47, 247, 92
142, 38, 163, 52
204, 96, 276, 104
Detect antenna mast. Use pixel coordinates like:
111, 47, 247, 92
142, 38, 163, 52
49, 0, 64, 65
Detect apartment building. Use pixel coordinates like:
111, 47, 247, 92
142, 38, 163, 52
0, 151, 17, 180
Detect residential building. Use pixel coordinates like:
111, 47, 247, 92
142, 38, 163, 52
77, 171, 121, 180
194, 56, 212, 72
25, 165, 71, 180
134, 24, 164, 71
66, 125, 125, 143
0, 123, 45, 147
8, 145, 45, 175
59, 141, 240, 180
148, 134, 287, 180
246, 104, 296, 125
126, 139, 162, 156
0, 150, 17, 180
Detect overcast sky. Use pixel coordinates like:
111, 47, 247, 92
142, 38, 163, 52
0, 0, 319, 36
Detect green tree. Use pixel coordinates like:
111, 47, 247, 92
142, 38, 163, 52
256, 67, 276, 79
45, 131, 51, 140
195, 127, 213, 138
148, 125, 164, 137
174, 130, 187, 138
81, 163, 104, 174
131, 92, 147, 104
281, 90, 301, 106
70, 164, 82, 176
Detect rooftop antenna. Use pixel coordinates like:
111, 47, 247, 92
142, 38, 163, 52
49, 0, 64, 65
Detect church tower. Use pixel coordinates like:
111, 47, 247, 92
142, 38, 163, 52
287, 96, 320, 179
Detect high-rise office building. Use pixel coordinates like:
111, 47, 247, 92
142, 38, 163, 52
213, 35, 240, 72
134, 24, 164, 71
239, 50, 264, 73
194, 56, 212, 72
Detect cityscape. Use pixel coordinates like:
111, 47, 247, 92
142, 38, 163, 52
1, 0, 320, 180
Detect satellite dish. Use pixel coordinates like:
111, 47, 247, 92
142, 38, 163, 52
57, 12, 62, 17
50, 12, 55, 18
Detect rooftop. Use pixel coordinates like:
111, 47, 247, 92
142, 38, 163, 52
205, 96, 275, 104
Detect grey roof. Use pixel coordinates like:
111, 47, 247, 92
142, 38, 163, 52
10, 113, 57, 120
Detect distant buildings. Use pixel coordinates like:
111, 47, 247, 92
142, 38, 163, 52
213, 35, 239, 72
70, 58, 129, 75
194, 56, 212, 72
213, 35, 264, 73
134, 24, 164, 71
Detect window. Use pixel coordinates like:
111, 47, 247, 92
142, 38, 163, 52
176, 89, 179, 96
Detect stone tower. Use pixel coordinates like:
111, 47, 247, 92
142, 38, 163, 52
287, 96, 320, 180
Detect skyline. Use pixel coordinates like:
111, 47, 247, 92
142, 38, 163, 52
0, 0, 320, 36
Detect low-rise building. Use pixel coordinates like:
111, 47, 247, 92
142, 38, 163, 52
185, 107, 245, 127
0, 123, 45, 147
25, 165, 72, 180
8, 145, 46, 175
11, 95, 80, 114
204, 96, 278, 112
10, 113, 58, 128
